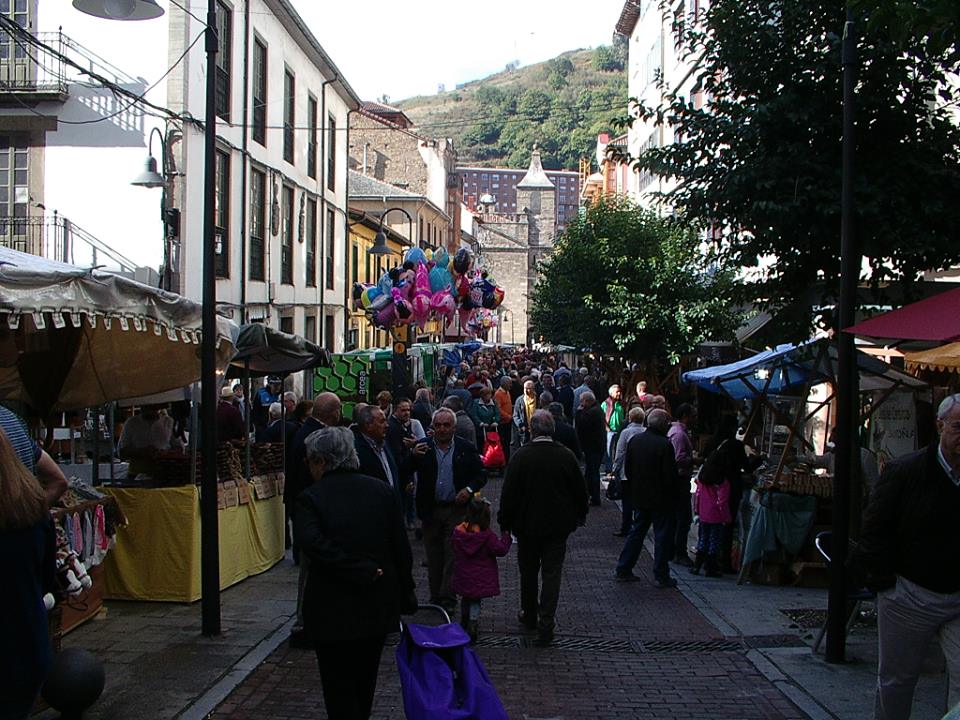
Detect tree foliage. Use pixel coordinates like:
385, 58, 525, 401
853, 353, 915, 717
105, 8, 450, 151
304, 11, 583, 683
530, 197, 742, 364
612, 0, 960, 335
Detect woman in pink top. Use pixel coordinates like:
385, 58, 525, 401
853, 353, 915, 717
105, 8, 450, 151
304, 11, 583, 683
451, 497, 512, 642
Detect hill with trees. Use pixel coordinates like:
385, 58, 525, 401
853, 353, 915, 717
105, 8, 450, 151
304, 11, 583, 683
396, 45, 627, 171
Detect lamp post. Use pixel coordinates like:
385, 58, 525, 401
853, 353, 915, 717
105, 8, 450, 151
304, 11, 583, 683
131, 126, 176, 291
368, 207, 415, 396
75, 0, 223, 636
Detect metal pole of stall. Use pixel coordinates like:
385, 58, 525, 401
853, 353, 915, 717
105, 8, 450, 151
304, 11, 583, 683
244, 362, 251, 481
92, 406, 100, 486
199, 0, 222, 637
826, 8, 859, 664
109, 403, 115, 483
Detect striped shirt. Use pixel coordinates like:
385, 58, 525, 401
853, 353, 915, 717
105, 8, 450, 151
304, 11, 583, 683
0, 405, 40, 473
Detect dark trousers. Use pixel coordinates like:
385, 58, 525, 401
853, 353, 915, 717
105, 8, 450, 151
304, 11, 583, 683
616, 508, 676, 582
516, 533, 568, 635
422, 503, 465, 604
315, 635, 386, 720
674, 492, 693, 559
498, 421, 512, 463
0, 689, 39, 720
584, 449, 604, 504
619, 480, 633, 534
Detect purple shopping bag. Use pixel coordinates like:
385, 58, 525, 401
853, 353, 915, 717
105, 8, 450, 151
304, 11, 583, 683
396, 622, 509, 720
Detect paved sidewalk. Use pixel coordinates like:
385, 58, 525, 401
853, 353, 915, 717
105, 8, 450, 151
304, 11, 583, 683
209, 476, 810, 720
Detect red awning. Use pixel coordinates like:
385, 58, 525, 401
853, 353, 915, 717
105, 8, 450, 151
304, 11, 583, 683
844, 285, 960, 342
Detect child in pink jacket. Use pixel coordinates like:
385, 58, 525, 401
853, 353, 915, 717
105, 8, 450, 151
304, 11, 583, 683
691, 475, 732, 578
451, 497, 512, 642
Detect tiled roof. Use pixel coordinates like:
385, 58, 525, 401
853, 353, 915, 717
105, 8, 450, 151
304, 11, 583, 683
348, 170, 421, 198
615, 0, 642, 36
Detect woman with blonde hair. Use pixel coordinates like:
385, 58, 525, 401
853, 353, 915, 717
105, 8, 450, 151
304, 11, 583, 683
0, 429, 57, 720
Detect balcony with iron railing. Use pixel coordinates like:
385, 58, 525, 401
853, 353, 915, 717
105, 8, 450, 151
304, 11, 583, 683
0, 27, 140, 105
0, 212, 141, 277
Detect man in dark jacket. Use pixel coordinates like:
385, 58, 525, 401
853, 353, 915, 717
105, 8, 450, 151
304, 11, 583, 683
353, 405, 403, 497
855, 393, 960, 719
216, 385, 245, 442
614, 409, 682, 588
556, 373, 575, 420
286, 392, 341, 647
575, 391, 606, 506
407, 407, 484, 612
297, 426, 415, 720
548, 402, 582, 461
499, 410, 588, 645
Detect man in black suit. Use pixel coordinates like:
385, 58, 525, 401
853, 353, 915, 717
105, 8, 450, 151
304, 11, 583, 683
353, 405, 403, 497
297, 426, 416, 720
614, 409, 683, 588
407, 407, 485, 611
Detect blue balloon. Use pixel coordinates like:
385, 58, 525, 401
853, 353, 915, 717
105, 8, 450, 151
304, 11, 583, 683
404, 247, 427, 266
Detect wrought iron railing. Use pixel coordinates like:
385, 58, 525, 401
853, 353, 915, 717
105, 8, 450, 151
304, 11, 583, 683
0, 213, 138, 274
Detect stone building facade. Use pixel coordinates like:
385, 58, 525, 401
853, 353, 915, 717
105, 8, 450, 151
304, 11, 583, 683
474, 149, 556, 346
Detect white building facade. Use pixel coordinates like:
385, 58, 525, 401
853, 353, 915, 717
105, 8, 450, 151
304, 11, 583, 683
167, 0, 359, 355
615, 0, 708, 208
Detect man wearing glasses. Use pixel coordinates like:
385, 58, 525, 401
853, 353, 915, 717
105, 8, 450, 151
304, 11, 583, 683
856, 393, 960, 720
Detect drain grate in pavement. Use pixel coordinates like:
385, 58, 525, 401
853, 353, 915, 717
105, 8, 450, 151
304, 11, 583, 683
780, 607, 877, 630
547, 637, 634, 653
742, 634, 808, 649
640, 639, 742, 654
475, 634, 525, 648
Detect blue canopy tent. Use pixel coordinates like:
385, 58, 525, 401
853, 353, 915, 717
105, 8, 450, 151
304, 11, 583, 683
683, 341, 830, 402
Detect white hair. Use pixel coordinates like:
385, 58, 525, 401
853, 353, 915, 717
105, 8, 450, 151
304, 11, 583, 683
432, 407, 456, 425
305, 427, 360, 472
938, 394, 960, 421
268, 402, 282, 419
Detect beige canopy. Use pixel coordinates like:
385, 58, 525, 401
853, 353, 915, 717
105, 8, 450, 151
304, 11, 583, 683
904, 342, 960, 374
0, 247, 237, 413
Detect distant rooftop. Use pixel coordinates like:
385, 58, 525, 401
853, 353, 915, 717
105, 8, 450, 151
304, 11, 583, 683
361, 101, 414, 129
348, 170, 421, 199
517, 149, 555, 189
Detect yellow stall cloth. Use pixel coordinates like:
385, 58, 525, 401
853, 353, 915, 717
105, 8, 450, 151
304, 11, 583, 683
102, 485, 285, 602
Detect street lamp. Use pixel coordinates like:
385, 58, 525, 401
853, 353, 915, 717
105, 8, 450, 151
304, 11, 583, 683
131, 126, 177, 291
76, 0, 224, 637
367, 207, 415, 396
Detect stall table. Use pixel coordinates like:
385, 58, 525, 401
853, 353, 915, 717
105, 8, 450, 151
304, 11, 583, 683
101, 484, 284, 602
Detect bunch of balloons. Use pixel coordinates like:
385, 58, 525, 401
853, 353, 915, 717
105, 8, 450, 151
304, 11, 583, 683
352, 246, 505, 339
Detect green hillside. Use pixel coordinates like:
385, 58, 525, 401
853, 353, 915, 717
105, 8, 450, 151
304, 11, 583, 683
397, 46, 628, 172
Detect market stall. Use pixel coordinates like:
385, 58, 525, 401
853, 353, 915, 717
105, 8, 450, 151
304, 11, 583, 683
683, 338, 927, 585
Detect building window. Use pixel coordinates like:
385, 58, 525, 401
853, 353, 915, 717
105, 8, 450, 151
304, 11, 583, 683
281, 186, 294, 285
280, 316, 293, 334
249, 168, 265, 280
325, 208, 335, 289
305, 197, 317, 287
214, 149, 230, 278
283, 69, 295, 164
364, 244, 371, 284
0, 134, 30, 253
418, 218, 423, 245
326, 114, 336, 191
252, 39, 267, 145
307, 95, 318, 179
324, 315, 335, 351
305, 314, 316, 344
214, 1, 231, 121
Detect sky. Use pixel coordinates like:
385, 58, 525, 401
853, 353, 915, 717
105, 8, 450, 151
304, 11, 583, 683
289, 0, 627, 101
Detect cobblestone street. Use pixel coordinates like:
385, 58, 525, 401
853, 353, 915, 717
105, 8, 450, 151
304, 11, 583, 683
210, 475, 808, 720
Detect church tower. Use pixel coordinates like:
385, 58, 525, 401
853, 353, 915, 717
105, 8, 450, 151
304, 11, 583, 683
516, 146, 556, 249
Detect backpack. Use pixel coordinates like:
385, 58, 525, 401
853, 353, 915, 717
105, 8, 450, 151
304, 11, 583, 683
697, 439, 731, 487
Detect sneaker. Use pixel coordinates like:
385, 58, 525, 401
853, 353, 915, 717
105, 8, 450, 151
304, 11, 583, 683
615, 572, 640, 582
654, 577, 678, 589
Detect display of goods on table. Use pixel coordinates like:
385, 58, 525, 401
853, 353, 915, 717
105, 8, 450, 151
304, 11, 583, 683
153, 451, 201, 487
51, 480, 126, 633
248, 442, 284, 474
771, 465, 833, 498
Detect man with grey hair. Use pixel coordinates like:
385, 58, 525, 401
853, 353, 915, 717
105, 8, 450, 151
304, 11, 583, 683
856, 393, 960, 719
407, 407, 484, 612
499, 409, 588, 645
611, 406, 646, 537
615, 409, 683, 588
353, 405, 402, 496
297, 426, 415, 719
441, 395, 479, 448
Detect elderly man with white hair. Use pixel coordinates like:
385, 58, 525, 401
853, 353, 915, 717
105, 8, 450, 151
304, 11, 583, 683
855, 393, 960, 720
296, 426, 415, 720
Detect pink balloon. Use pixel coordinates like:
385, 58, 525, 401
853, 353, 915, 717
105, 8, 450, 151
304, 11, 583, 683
430, 288, 456, 324
373, 300, 397, 328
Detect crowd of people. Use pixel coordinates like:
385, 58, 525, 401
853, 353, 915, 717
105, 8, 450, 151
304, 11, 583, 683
3, 337, 958, 720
